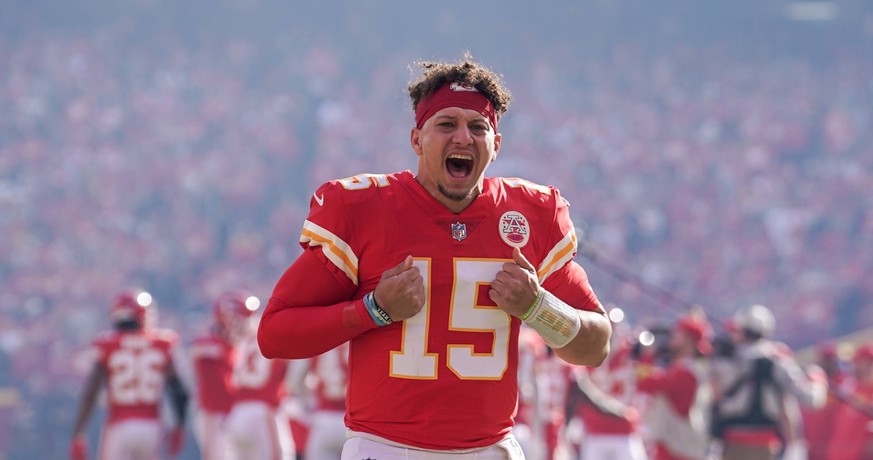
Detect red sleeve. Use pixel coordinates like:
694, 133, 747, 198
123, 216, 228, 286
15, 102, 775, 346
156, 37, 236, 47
193, 353, 233, 413
637, 366, 697, 416
258, 248, 377, 359
541, 260, 601, 312
535, 187, 601, 313
90, 333, 112, 367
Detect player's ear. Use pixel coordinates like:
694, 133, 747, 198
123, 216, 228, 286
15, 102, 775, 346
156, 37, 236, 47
491, 132, 501, 162
410, 127, 423, 156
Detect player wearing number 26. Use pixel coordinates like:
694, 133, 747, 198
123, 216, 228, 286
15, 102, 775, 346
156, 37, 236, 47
70, 288, 189, 460
258, 53, 612, 458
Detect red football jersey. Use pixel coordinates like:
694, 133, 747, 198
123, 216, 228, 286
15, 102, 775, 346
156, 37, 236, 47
575, 343, 639, 436
190, 332, 235, 414
89, 328, 177, 422
290, 171, 600, 449
824, 377, 873, 460
310, 343, 349, 412
636, 359, 698, 417
232, 336, 289, 407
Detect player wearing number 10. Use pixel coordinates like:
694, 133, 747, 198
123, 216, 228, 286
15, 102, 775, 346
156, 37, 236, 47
258, 54, 612, 458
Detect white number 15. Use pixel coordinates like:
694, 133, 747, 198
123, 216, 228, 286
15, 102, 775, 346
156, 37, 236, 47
389, 258, 511, 381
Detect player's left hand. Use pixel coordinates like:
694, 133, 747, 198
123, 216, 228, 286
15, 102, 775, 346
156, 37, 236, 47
69, 436, 87, 460
168, 427, 184, 457
489, 247, 540, 317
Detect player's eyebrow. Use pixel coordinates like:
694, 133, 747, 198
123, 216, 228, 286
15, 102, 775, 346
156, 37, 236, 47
433, 113, 488, 124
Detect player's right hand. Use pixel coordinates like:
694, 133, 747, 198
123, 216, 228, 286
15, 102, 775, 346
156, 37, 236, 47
168, 426, 185, 456
374, 255, 424, 321
69, 436, 87, 460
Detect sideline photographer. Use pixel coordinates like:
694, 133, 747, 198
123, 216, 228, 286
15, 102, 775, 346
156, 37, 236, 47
709, 304, 827, 460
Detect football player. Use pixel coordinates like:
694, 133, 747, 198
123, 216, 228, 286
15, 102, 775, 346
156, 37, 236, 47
635, 314, 713, 460
190, 289, 258, 460
70, 288, 188, 460
299, 342, 350, 460
223, 293, 295, 460
258, 53, 612, 458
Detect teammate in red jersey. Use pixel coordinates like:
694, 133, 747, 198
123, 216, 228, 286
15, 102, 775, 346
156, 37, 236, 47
801, 342, 847, 460
190, 290, 256, 460
300, 342, 350, 460
516, 326, 575, 460
258, 54, 612, 458
225, 305, 295, 460
635, 314, 712, 460
824, 343, 873, 460
570, 338, 647, 460
69, 288, 189, 460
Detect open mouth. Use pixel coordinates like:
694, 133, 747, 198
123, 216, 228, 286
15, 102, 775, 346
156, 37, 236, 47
446, 154, 473, 179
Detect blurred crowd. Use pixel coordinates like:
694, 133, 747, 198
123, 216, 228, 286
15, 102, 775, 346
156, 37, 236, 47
1, 1, 872, 458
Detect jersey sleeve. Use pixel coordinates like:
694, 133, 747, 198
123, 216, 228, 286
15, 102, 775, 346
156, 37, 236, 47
636, 366, 698, 416
535, 187, 578, 285
151, 329, 180, 371
299, 180, 361, 287
155, 329, 180, 350
259, 182, 379, 360
260, 249, 375, 359
89, 333, 113, 367
503, 180, 600, 313
538, 189, 601, 312
541, 260, 602, 312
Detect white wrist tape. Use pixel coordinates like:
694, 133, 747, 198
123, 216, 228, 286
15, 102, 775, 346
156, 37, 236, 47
522, 289, 582, 349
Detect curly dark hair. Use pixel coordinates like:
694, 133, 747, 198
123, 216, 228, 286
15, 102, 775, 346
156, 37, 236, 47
407, 52, 512, 120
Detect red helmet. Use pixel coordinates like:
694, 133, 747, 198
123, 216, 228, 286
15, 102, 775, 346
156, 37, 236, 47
110, 288, 154, 327
213, 290, 260, 335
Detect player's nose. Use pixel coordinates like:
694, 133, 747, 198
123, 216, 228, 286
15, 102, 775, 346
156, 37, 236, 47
451, 125, 474, 145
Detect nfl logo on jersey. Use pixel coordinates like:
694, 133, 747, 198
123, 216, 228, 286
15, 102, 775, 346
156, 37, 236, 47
451, 222, 467, 241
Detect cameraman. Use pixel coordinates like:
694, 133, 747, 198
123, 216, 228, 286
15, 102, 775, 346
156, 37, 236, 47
710, 304, 827, 460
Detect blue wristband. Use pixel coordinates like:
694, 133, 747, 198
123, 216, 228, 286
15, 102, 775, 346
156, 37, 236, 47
363, 292, 393, 327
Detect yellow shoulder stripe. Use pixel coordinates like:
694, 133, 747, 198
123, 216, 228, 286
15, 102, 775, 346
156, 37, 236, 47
537, 228, 577, 284
300, 220, 359, 285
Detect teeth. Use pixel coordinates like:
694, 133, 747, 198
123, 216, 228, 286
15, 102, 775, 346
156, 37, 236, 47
447, 154, 472, 160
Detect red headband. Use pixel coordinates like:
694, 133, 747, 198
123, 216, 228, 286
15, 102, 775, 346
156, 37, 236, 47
415, 82, 498, 132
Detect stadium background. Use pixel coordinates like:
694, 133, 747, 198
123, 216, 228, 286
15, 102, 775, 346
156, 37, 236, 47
1, 0, 871, 458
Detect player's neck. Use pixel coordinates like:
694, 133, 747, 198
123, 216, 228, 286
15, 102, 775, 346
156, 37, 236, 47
437, 194, 477, 214
416, 177, 484, 214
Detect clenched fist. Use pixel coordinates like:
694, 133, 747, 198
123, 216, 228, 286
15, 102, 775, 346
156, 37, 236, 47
373, 256, 425, 322
489, 247, 540, 317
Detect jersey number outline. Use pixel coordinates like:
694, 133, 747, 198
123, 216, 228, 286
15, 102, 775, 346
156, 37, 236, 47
233, 339, 273, 388
338, 173, 390, 190
389, 258, 511, 381
108, 348, 166, 405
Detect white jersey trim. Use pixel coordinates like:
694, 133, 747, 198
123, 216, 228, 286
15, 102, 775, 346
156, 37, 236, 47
300, 219, 359, 285
536, 227, 577, 284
